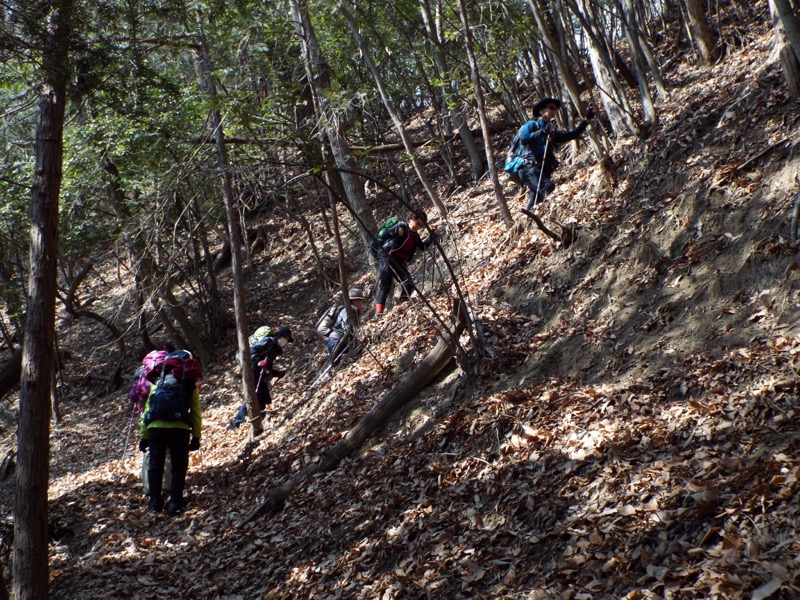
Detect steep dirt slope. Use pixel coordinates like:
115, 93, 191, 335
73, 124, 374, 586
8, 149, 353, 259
0, 12, 798, 600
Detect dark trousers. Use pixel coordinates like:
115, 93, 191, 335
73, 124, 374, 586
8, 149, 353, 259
376, 254, 413, 306
232, 365, 272, 426
518, 162, 555, 210
326, 332, 351, 366
147, 427, 190, 509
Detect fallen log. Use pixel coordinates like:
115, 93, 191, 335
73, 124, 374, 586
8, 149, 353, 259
238, 299, 468, 527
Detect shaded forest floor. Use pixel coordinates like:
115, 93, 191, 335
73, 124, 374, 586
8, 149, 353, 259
2, 10, 800, 600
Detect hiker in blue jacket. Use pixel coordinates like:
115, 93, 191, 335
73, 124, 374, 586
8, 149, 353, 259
515, 98, 594, 216
374, 210, 438, 318
229, 326, 292, 429
139, 351, 202, 516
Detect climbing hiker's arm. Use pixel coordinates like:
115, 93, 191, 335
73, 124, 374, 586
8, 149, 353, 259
518, 119, 545, 143
551, 115, 590, 144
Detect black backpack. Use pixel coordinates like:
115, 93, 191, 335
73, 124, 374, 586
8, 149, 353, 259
250, 334, 278, 362
143, 350, 202, 425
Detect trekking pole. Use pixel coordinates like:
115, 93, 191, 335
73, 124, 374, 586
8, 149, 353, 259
310, 360, 338, 389
532, 135, 550, 212
350, 332, 390, 374
120, 403, 140, 467
255, 365, 267, 393
420, 250, 428, 292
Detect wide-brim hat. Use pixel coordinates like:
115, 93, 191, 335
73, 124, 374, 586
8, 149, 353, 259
533, 97, 562, 116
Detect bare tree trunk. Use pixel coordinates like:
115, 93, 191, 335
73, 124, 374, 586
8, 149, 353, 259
190, 193, 226, 341
771, 0, 800, 98
418, 0, 486, 183
612, 0, 659, 125
530, 0, 608, 158
628, 0, 669, 101
194, 9, 262, 436
457, 0, 513, 228
563, 0, 639, 136
682, 0, 717, 64
338, 2, 448, 219
15, 0, 73, 597
289, 0, 377, 246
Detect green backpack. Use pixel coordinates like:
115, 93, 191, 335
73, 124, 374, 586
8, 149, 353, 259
249, 325, 272, 345
374, 216, 400, 244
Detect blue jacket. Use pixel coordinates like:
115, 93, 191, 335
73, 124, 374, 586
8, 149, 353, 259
517, 117, 588, 176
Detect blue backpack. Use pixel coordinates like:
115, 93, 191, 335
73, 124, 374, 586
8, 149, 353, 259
143, 351, 202, 425
504, 131, 525, 185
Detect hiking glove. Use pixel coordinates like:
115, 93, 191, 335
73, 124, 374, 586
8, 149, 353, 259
586, 107, 595, 120
540, 121, 553, 135
188, 437, 200, 451
139, 439, 149, 452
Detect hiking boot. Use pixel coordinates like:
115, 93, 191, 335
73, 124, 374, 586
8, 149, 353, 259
149, 502, 163, 514
226, 421, 239, 431
165, 501, 184, 517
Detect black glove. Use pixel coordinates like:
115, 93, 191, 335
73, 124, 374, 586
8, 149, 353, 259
139, 439, 149, 452
586, 107, 595, 120
188, 437, 200, 452
540, 121, 553, 135
272, 369, 286, 379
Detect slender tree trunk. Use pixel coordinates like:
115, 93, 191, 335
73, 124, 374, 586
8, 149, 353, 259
773, 0, 800, 62
418, 0, 485, 183
770, 0, 800, 97
290, 0, 377, 245
194, 9, 261, 435
613, 0, 658, 125
15, 1, 73, 598
628, 0, 669, 101
682, 0, 717, 64
563, 0, 639, 135
529, 0, 608, 157
338, 2, 448, 218
456, 0, 513, 228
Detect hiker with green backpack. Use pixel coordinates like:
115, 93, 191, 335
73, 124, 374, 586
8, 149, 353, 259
139, 350, 203, 516
228, 325, 293, 429
506, 97, 594, 216
371, 210, 438, 318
